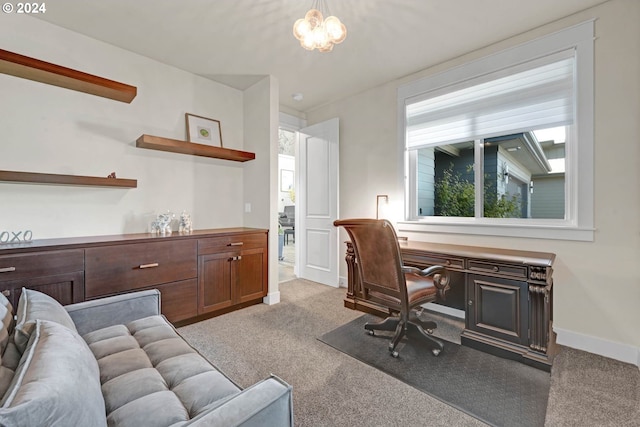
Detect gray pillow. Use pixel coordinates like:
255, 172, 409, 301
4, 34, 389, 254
14, 288, 77, 354
0, 319, 106, 427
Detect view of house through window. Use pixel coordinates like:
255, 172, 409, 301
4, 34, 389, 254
400, 21, 593, 240
416, 126, 566, 219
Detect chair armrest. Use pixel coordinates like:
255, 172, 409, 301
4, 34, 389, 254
402, 265, 451, 299
185, 375, 293, 427
65, 290, 161, 336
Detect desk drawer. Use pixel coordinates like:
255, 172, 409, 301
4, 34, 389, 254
402, 252, 464, 269
0, 250, 84, 280
468, 260, 527, 279
85, 240, 197, 298
198, 233, 267, 255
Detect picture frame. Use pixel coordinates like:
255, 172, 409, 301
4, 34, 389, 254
281, 169, 294, 192
185, 113, 223, 147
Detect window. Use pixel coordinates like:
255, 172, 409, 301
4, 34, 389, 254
398, 21, 594, 241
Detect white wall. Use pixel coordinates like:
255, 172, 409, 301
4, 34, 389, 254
0, 15, 246, 238
307, 0, 640, 365
242, 76, 281, 304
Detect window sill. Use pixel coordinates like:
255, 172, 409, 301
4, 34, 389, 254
397, 220, 594, 242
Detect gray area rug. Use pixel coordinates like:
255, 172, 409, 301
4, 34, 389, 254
320, 314, 550, 427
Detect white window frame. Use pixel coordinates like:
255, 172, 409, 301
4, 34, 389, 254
397, 21, 594, 241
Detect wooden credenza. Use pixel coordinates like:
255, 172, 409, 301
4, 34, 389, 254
0, 228, 268, 325
343, 239, 556, 371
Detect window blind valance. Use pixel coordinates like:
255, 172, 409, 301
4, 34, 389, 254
406, 50, 575, 150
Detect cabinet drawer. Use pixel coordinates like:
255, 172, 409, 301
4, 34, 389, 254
150, 279, 198, 323
0, 249, 84, 281
468, 260, 527, 279
402, 252, 464, 269
198, 233, 267, 255
85, 240, 197, 298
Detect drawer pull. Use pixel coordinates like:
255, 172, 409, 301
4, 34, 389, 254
0, 267, 16, 273
228, 256, 243, 262
227, 242, 244, 246
139, 263, 159, 269
493, 266, 499, 272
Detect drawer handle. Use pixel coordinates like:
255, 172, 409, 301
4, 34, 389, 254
139, 263, 159, 269
228, 256, 243, 262
0, 267, 16, 273
445, 260, 451, 265
493, 266, 499, 272
227, 242, 244, 246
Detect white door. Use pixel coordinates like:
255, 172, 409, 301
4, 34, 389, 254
296, 118, 339, 287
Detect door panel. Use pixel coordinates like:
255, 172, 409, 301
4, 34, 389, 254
198, 252, 233, 314
236, 249, 265, 303
298, 118, 339, 287
466, 274, 528, 345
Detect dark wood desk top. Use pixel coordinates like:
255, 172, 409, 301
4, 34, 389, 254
398, 240, 555, 267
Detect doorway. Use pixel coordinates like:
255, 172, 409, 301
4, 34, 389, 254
278, 127, 297, 283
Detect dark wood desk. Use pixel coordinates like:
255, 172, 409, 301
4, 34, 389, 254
342, 239, 556, 371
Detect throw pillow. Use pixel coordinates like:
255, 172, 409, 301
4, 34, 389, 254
14, 288, 77, 354
0, 319, 107, 427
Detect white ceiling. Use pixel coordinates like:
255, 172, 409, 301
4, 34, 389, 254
33, 0, 608, 112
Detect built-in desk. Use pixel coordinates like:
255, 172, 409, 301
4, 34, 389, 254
342, 239, 556, 371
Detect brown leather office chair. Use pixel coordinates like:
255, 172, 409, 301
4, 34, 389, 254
334, 219, 450, 357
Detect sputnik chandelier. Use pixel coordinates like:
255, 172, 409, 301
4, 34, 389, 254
293, 0, 347, 52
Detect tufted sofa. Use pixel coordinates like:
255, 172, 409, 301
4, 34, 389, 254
0, 288, 293, 427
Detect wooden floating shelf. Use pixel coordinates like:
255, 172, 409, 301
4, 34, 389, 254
0, 170, 137, 188
136, 134, 255, 162
0, 49, 137, 103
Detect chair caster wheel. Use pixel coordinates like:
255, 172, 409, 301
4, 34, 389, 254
427, 329, 434, 335
391, 351, 399, 358
432, 349, 441, 356
367, 330, 374, 336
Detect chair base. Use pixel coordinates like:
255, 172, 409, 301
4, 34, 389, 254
364, 310, 443, 357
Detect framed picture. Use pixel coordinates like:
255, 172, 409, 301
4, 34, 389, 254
186, 113, 223, 147
281, 169, 294, 192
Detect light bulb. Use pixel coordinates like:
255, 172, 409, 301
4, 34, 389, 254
312, 26, 329, 49
293, 18, 311, 40
324, 16, 343, 41
304, 8, 323, 30
332, 23, 347, 44
318, 42, 334, 52
301, 32, 315, 50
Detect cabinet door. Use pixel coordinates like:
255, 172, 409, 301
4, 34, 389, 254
1, 271, 85, 307
198, 252, 233, 314
236, 248, 266, 303
466, 274, 528, 345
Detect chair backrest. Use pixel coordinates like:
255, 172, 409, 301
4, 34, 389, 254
284, 205, 295, 219
334, 219, 406, 302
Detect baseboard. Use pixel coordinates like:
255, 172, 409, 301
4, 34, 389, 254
263, 291, 281, 305
554, 326, 640, 368
422, 302, 465, 319
338, 276, 347, 288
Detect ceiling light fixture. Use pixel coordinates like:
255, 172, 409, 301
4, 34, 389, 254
293, 0, 347, 52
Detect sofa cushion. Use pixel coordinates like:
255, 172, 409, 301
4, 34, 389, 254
14, 288, 77, 354
0, 292, 16, 398
85, 315, 241, 427
0, 319, 106, 427
0, 293, 13, 355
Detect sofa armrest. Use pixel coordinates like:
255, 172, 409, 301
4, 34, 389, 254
186, 375, 293, 427
65, 290, 161, 336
